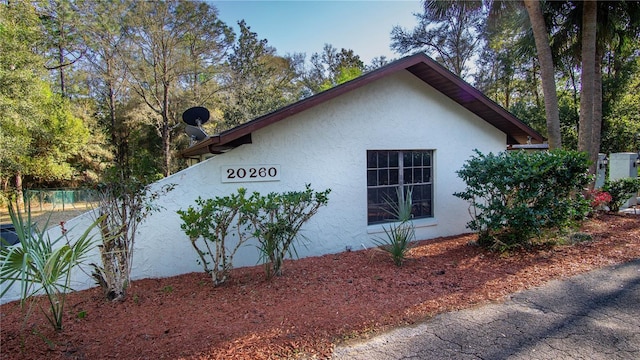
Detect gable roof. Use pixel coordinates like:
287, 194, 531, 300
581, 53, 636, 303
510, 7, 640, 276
181, 53, 545, 157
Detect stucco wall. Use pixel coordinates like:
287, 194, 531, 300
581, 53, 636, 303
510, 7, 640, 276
1, 71, 507, 303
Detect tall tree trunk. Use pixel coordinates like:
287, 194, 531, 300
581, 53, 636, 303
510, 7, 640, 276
523, 0, 562, 149
15, 171, 24, 210
58, 44, 66, 97
162, 81, 171, 177
578, 0, 598, 181
591, 47, 603, 172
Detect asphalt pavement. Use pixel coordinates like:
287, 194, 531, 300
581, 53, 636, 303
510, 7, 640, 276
331, 259, 640, 360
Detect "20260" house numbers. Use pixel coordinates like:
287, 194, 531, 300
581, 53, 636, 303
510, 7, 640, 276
221, 165, 281, 183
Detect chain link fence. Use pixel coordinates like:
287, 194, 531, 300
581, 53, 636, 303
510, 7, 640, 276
23, 188, 99, 212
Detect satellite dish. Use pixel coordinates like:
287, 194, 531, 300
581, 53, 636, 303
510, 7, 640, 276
185, 125, 208, 144
182, 106, 210, 126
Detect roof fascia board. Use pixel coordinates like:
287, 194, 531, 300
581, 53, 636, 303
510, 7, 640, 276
181, 53, 545, 157
406, 56, 545, 143
215, 56, 424, 145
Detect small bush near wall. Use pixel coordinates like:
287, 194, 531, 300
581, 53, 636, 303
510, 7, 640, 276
179, 185, 330, 285
178, 189, 254, 286
247, 185, 331, 279
91, 172, 174, 302
454, 150, 591, 252
603, 178, 640, 212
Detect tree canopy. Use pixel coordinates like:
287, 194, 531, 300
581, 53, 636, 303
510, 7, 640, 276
1, 0, 638, 197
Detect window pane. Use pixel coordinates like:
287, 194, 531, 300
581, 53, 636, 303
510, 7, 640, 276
413, 168, 423, 183
413, 152, 422, 166
389, 168, 399, 185
378, 169, 388, 185
378, 152, 388, 168
403, 168, 412, 184
367, 169, 377, 186
411, 184, 432, 217
368, 186, 399, 224
388, 151, 399, 167
424, 152, 431, 166
403, 152, 412, 167
367, 151, 377, 168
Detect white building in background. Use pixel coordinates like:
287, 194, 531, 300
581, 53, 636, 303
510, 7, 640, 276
1, 53, 544, 303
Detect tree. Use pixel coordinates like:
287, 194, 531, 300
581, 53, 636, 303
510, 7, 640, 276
35, 0, 88, 97
474, 5, 531, 111
390, 0, 484, 79
546, 1, 640, 177
302, 44, 365, 94
601, 56, 640, 153
121, 0, 232, 176
523, 0, 562, 149
222, 20, 302, 128
0, 1, 89, 200
577, 1, 598, 176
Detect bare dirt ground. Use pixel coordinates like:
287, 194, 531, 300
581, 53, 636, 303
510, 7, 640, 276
1, 213, 639, 360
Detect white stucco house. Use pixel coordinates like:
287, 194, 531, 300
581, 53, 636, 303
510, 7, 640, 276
1, 53, 544, 303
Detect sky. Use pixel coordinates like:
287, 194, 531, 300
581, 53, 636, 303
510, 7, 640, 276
212, 1, 424, 65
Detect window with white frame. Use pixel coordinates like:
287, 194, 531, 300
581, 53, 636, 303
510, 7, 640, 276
367, 150, 433, 225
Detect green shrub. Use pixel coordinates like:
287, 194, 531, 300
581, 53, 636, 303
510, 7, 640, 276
247, 185, 331, 279
177, 188, 253, 286
371, 187, 415, 266
179, 185, 330, 283
0, 204, 101, 331
91, 170, 174, 301
454, 149, 591, 252
603, 177, 640, 212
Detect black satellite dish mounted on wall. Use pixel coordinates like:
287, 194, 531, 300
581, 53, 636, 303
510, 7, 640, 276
182, 106, 210, 146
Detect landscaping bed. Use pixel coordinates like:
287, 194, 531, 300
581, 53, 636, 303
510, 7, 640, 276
1, 213, 638, 359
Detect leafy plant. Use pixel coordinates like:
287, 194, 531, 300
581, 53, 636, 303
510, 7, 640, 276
371, 187, 416, 266
90, 168, 174, 301
454, 150, 591, 252
0, 204, 101, 331
603, 177, 640, 212
178, 188, 254, 286
247, 185, 331, 279
180, 185, 330, 282
585, 189, 612, 214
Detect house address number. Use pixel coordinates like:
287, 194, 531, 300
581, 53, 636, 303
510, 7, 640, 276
221, 165, 281, 183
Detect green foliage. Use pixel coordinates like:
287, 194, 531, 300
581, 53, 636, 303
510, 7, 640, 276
304, 44, 365, 94
0, 2, 91, 190
247, 185, 331, 279
179, 185, 330, 283
454, 150, 591, 252
91, 167, 174, 301
603, 177, 640, 212
601, 57, 640, 154
223, 20, 302, 129
177, 188, 254, 286
0, 204, 101, 331
390, 1, 483, 78
371, 187, 416, 266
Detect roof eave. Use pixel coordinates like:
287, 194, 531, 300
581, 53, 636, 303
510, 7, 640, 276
180, 53, 545, 158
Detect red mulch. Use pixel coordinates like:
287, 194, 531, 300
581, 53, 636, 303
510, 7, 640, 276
1, 213, 639, 359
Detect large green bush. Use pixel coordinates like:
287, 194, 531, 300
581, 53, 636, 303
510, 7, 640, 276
454, 150, 591, 251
